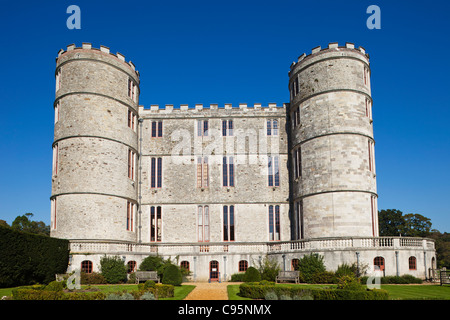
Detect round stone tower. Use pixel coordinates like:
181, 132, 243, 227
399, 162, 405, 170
288, 42, 378, 239
50, 43, 140, 242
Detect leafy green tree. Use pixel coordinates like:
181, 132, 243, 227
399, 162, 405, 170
378, 209, 406, 236
243, 266, 261, 282
162, 264, 182, 286
403, 213, 432, 237
297, 253, 326, 283
11, 213, 50, 236
100, 255, 127, 284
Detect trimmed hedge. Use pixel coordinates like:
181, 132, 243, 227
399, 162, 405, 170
11, 287, 106, 300
239, 282, 389, 300
0, 226, 69, 288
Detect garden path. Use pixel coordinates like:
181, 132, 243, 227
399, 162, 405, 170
183, 282, 229, 300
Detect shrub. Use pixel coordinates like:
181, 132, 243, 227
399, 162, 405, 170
297, 253, 326, 283
238, 282, 389, 300
335, 263, 358, 278
45, 280, 65, 291
360, 274, 423, 284
243, 267, 261, 282
100, 256, 127, 284
81, 272, 106, 285
310, 271, 336, 284
336, 275, 364, 291
256, 256, 281, 281
162, 264, 182, 286
140, 292, 156, 300
230, 273, 246, 282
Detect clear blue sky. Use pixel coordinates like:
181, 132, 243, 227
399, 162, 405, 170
0, 0, 449, 232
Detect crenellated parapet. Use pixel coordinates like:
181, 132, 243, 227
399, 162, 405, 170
139, 103, 287, 116
289, 42, 369, 75
56, 43, 139, 79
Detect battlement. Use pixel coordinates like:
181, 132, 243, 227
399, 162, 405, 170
56, 43, 139, 77
290, 42, 368, 70
138, 103, 287, 115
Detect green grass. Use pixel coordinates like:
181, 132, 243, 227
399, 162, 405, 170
381, 284, 450, 300
227, 283, 450, 300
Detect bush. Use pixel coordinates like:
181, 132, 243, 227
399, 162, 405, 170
45, 280, 65, 291
243, 267, 261, 282
335, 263, 358, 278
11, 288, 106, 300
336, 275, 364, 291
360, 274, 423, 284
81, 272, 106, 285
100, 256, 127, 284
230, 273, 246, 282
309, 271, 336, 284
134, 283, 175, 299
162, 264, 182, 286
297, 253, 326, 283
238, 282, 389, 300
256, 256, 281, 281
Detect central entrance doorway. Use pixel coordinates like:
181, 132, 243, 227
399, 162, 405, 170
209, 260, 219, 282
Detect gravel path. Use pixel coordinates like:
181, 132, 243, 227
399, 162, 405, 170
183, 282, 230, 300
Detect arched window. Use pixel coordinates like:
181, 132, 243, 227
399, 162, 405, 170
238, 260, 248, 272
373, 256, 384, 271
127, 261, 137, 273
81, 260, 93, 274
291, 258, 300, 271
408, 256, 417, 270
181, 261, 190, 272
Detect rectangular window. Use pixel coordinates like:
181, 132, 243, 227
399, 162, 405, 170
198, 205, 210, 242
52, 144, 58, 176
293, 147, 302, 179
223, 156, 234, 187
365, 98, 373, 122
51, 198, 57, 230
293, 106, 300, 128
296, 200, 304, 240
55, 68, 61, 92
197, 156, 209, 188
128, 149, 135, 180
128, 110, 136, 131
150, 206, 162, 242
267, 119, 279, 136
198, 120, 208, 137
151, 121, 163, 137
128, 78, 137, 102
54, 101, 60, 124
150, 157, 162, 188
268, 156, 280, 187
269, 205, 280, 241
368, 140, 375, 173
222, 120, 233, 136
127, 201, 134, 231
223, 205, 235, 241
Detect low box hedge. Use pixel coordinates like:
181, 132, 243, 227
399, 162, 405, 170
11, 288, 106, 300
239, 282, 389, 300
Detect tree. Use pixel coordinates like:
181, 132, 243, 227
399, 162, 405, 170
378, 209, 406, 236
403, 213, 432, 237
11, 213, 50, 236
100, 255, 127, 284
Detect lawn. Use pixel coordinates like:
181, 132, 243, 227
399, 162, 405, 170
227, 283, 450, 300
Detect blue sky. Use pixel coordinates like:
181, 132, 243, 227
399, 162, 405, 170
0, 0, 449, 232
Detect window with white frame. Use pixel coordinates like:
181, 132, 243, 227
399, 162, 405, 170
268, 205, 281, 241
52, 144, 58, 176
223, 156, 234, 187
223, 205, 235, 241
222, 119, 233, 136
198, 205, 210, 242
197, 120, 208, 137
268, 156, 280, 187
55, 68, 61, 92
197, 156, 209, 188
267, 119, 279, 136
150, 206, 162, 242
150, 157, 162, 188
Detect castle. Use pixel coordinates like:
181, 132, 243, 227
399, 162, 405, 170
50, 42, 436, 281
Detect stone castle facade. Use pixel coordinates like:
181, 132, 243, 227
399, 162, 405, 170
50, 42, 436, 281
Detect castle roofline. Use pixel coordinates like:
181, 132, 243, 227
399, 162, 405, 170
138, 103, 287, 113
289, 42, 369, 71
56, 43, 139, 78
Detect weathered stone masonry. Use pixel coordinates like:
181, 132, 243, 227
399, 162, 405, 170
50, 42, 437, 281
